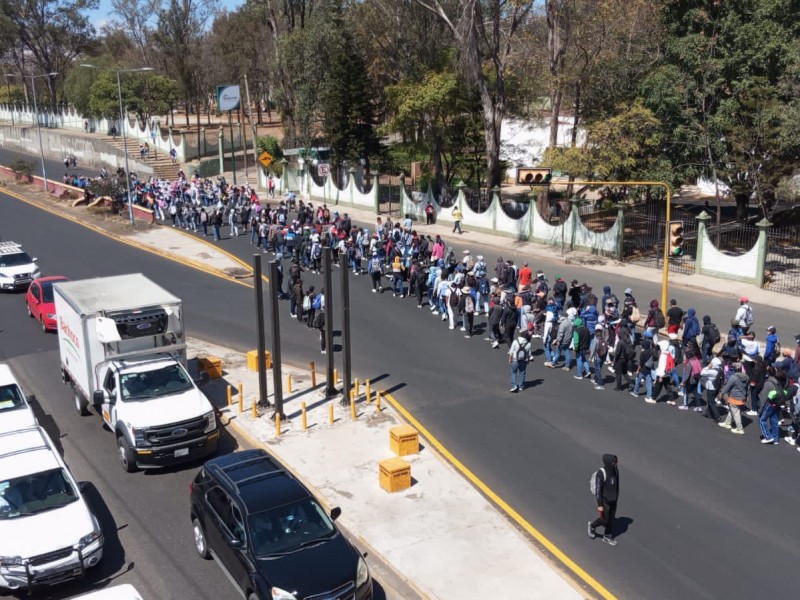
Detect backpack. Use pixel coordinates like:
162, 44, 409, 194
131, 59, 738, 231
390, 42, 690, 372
312, 294, 322, 310
464, 295, 475, 314
654, 309, 665, 329
589, 468, 606, 495
707, 323, 721, 345
630, 305, 641, 324
302, 294, 312, 310
597, 339, 609, 358
664, 352, 676, 373
478, 277, 489, 295
670, 342, 683, 365
370, 258, 382, 275
449, 291, 460, 308
289, 264, 301, 280
516, 341, 530, 362
744, 305, 754, 326
768, 341, 781, 362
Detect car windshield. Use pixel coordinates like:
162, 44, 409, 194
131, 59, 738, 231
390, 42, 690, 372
0, 252, 33, 268
41, 281, 61, 303
248, 498, 336, 557
0, 384, 25, 412
119, 364, 193, 400
0, 468, 78, 519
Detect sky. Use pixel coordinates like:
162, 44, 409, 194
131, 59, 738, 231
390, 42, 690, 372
86, 0, 245, 32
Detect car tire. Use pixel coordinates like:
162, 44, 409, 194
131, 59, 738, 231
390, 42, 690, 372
192, 518, 211, 560
247, 593, 260, 600
117, 435, 137, 473
26, 302, 32, 318
75, 389, 90, 416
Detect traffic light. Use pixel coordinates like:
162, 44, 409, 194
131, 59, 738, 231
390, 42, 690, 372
516, 167, 552, 186
668, 220, 684, 257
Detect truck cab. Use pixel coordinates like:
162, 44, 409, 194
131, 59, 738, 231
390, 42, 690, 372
95, 357, 217, 472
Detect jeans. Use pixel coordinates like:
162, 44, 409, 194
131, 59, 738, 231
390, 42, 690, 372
575, 351, 591, 377
593, 356, 604, 386
633, 371, 653, 398
213, 224, 221, 241
759, 404, 780, 441
351, 257, 360, 273
553, 346, 572, 368
543, 338, 554, 363
453, 220, 462, 234
510, 360, 527, 389
202, 223, 208, 236
393, 274, 403, 295
750, 384, 763, 413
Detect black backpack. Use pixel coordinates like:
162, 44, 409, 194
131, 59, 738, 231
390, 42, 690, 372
707, 323, 721, 345
654, 309, 666, 329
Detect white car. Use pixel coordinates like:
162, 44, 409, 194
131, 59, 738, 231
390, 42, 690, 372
0, 364, 37, 434
71, 583, 143, 599
0, 426, 103, 593
0, 242, 40, 292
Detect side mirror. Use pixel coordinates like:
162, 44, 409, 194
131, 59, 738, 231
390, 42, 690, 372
330, 507, 341, 521
227, 538, 244, 550
27, 394, 36, 404
32, 257, 38, 263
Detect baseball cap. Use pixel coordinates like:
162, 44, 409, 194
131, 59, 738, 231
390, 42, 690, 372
624, 288, 633, 295
595, 324, 603, 331
766, 325, 776, 332
739, 296, 748, 302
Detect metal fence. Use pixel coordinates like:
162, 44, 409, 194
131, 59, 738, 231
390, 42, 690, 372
377, 175, 402, 216
765, 225, 800, 295
621, 202, 697, 274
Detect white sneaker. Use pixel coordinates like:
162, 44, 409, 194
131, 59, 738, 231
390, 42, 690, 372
460, 327, 466, 332
745, 410, 758, 416
784, 437, 796, 446
761, 438, 774, 444
644, 397, 656, 404
607, 365, 616, 373
449, 326, 455, 330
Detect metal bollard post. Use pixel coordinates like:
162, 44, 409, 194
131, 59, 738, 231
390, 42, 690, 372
333, 368, 339, 385
301, 402, 307, 431
287, 374, 293, 394
266, 351, 272, 369
238, 383, 243, 404
366, 379, 371, 403
376, 390, 382, 412
354, 378, 360, 398
275, 413, 281, 436
310, 361, 317, 387
252, 397, 258, 418
329, 402, 334, 424
238, 386, 244, 413
350, 393, 356, 420
227, 385, 232, 406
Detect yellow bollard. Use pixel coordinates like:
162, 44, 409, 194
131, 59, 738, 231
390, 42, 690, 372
287, 374, 293, 394
238, 383, 243, 404
329, 403, 334, 424
310, 362, 317, 387
266, 351, 272, 369
366, 379, 371, 403
301, 402, 307, 431
351, 395, 357, 420
227, 385, 232, 406
355, 378, 360, 398
238, 386, 243, 413
333, 368, 339, 385
275, 413, 281, 436
252, 398, 258, 418
376, 390, 382, 412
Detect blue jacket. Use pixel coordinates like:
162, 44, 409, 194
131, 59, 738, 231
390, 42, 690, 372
682, 308, 701, 341
764, 333, 779, 362
580, 305, 598, 332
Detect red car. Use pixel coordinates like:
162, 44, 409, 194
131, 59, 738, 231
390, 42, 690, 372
26, 276, 69, 332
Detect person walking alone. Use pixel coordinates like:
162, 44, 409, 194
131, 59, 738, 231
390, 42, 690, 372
589, 454, 620, 546
508, 331, 532, 393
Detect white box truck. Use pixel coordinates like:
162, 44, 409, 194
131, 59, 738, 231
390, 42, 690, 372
54, 274, 219, 472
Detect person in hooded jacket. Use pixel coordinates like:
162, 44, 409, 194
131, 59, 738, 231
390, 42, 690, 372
644, 300, 664, 343
552, 276, 568, 310
719, 362, 748, 434
612, 325, 635, 391
580, 302, 599, 333
632, 338, 656, 402
700, 357, 724, 421
682, 308, 701, 349
758, 367, 786, 444
572, 316, 592, 379
550, 308, 576, 370
589, 454, 620, 546
501, 299, 519, 348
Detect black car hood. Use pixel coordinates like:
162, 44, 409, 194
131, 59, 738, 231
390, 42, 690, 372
257, 531, 359, 595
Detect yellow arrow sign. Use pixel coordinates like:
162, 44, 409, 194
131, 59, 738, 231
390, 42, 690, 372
258, 151, 273, 168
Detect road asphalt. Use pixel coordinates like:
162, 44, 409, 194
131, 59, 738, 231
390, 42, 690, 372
2, 134, 800, 600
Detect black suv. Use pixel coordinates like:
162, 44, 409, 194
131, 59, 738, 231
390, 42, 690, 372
190, 449, 372, 600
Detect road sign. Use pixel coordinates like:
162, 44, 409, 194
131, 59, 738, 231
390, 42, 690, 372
258, 151, 273, 168
318, 163, 330, 176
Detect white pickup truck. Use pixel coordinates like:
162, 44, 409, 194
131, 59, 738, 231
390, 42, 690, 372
55, 274, 219, 472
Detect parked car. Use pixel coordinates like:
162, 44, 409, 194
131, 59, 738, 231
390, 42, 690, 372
190, 449, 372, 600
0, 364, 37, 434
0, 242, 40, 292
26, 275, 69, 332
0, 426, 104, 593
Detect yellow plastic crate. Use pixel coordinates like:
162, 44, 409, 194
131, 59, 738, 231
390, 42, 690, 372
379, 457, 411, 493
390, 425, 419, 456
246, 350, 272, 371
199, 356, 223, 379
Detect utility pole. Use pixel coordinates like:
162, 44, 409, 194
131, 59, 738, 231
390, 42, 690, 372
269, 260, 285, 420
253, 255, 270, 409
323, 248, 337, 397
339, 250, 352, 407
244, 74, 260, 188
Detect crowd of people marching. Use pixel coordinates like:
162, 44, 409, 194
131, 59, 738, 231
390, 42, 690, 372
106, 170, 800, 449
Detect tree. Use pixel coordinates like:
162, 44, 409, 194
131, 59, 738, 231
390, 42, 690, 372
0, 0, 98, 108
110, 0, 162, 63
413, 0, 534, 188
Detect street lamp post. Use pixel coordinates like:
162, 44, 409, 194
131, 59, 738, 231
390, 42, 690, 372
80, 64, 153, 226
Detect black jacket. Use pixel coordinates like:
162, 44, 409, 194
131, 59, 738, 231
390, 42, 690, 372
595, 454, 619, 505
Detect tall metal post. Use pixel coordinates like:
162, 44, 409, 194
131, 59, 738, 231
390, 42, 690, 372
269, 260, 285, 419
323, 248, 337, 397
254, 255, 270, 409
116, 70, 135, 226
243, 74, 260, 188
228, 110, 237, 185
29, 76, 48, 194
339, 250, 352, 407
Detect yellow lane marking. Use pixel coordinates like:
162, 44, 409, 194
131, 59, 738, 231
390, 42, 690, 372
382, 390, 617, 600
2, 187, 251, 288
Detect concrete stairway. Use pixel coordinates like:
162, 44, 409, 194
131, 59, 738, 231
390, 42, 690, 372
102, 136, 181, 180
